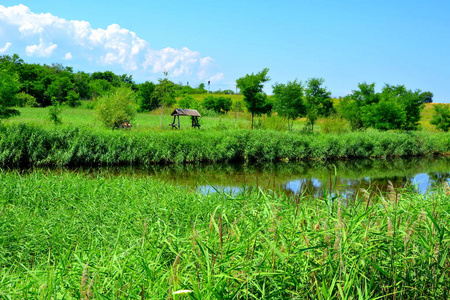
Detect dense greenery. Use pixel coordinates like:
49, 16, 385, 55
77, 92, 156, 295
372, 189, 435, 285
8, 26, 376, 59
1, 124, 449, 167
202, 95, 232, 114
431, 104, 450, 132
95, 87, 137, 128
272, 80, 305, 130
2, 54, 446, 132
338, 83, 428, 131
236, 68, 272, 129
1, 171, 449, 298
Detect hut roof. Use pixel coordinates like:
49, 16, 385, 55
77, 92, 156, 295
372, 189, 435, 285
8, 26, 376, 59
171, 109, 201, 117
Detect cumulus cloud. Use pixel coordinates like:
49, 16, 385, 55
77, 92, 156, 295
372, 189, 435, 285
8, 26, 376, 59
0, 4, 223, 82
0, 42, 11, 53
63, 52, 72, 60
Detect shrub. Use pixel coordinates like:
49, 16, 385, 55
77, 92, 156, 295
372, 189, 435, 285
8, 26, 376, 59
95, 87, 136, 129
431, 104, 450, 132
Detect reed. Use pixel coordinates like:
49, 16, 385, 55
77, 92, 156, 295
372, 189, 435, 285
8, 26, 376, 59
0, 124, 449, 167
0, 170, 449, 298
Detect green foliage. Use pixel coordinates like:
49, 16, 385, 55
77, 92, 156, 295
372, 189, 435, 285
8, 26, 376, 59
15, 92, 39, 107
339, 83, 425, 131
178, 94, 200, 109
89, 79, 113, 99
236, 68, 272, 128
361, 99, 406, 130
304, 78, 333, 130
0, 125, 448, 167
48, 102, 62, 125
0, 68, 21, 119
201, 95, 232, 114
273, 80, 305, 130
95, 87, 137, 129
420, 91, 433, 103
137, 81, 157, 112
431, 104, 450, 132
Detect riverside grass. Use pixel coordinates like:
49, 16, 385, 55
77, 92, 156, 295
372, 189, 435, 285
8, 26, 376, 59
1, 124, 450, 167
1, 171, 450, 299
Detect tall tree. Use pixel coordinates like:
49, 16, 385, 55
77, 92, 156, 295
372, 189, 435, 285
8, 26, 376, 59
272, 80, 305, 130
304, 78, 333, 130
236, 68, 272, 129
153, 73, 176, 128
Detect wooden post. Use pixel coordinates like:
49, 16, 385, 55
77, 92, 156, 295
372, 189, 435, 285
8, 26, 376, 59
177, 115, 180, 129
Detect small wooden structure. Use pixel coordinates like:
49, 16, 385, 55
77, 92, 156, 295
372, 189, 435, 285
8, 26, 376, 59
170, 109, 201, 129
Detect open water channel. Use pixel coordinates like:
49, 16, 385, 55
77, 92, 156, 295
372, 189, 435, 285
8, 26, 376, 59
73, 156, 450, 197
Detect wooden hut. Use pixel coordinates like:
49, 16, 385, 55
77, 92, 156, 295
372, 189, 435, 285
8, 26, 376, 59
170, 109, 201, 129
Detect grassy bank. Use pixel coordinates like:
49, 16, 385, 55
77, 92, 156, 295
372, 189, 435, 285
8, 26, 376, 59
0, 124, 449, 167
1, 171, 449, 299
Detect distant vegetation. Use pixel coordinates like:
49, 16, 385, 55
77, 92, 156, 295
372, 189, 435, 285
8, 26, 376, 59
1, 54, 448, 132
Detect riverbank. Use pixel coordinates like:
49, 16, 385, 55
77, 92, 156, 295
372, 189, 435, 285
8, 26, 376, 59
1, 170, 449, 298
1, 124, 449, 167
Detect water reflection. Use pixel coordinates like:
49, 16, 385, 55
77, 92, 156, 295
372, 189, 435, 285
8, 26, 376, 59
67, 156, 450, 196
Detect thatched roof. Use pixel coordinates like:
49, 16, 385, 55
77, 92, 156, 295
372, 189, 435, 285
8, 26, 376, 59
171, 109, 201, 117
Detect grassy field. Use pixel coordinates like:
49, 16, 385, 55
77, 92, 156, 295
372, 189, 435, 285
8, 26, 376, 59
4, 100, 446, 133
1, 170, 449, 299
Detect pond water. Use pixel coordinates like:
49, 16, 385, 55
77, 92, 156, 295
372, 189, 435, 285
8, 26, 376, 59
73, 156, 450, 196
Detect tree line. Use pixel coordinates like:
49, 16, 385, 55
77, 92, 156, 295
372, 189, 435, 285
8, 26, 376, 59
1, 54, 449, 131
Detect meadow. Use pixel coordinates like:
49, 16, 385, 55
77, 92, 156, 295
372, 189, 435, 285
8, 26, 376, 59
4, 101, 444, 132
1, 170, 449, 299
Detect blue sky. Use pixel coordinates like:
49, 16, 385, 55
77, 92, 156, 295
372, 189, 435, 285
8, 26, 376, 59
1, 0, 449, 102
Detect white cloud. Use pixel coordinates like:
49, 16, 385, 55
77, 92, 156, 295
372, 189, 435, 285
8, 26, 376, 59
0, 42, 11, 53
25, 38, 58, 57
0, 4, 223, 82
64, 52, 72, 60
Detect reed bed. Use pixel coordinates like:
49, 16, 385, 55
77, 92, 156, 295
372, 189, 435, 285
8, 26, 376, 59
0, 170, 449, 299
0, 124, 449, 167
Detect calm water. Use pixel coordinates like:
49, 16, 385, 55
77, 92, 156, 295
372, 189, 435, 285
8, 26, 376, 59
71, 156, 450, 196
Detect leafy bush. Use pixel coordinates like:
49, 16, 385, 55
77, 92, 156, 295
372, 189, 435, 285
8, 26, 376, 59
431, 104, 450, 132
48, 102, 62, 125
202, 95, 232, 114
95, 87, 136, 129
178, 94, 200, 109
15, 92, 40, 107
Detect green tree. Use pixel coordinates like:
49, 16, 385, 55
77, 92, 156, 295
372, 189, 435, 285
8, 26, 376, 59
431, 104, 450, 132
0, 68, 21, 119
361, 99, 406, 130
137, 81, 157, 112
46, 76, 80, 106
420, 91, 433, 103
380, 84, 424, 130
153, 73, 176, 128
338, 82, 379, 130
236, 68, 272, 129
201, 96, 232, 114
273, 80, 306, 130
304, 78, 333, 130
95, 87, 136, 129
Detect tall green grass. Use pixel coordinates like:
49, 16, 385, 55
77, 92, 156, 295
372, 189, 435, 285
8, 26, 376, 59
0, 171, 449, 298
0, 124, 449, 167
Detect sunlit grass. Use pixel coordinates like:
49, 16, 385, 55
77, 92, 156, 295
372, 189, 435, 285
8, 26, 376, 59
1, 170, 449, 298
